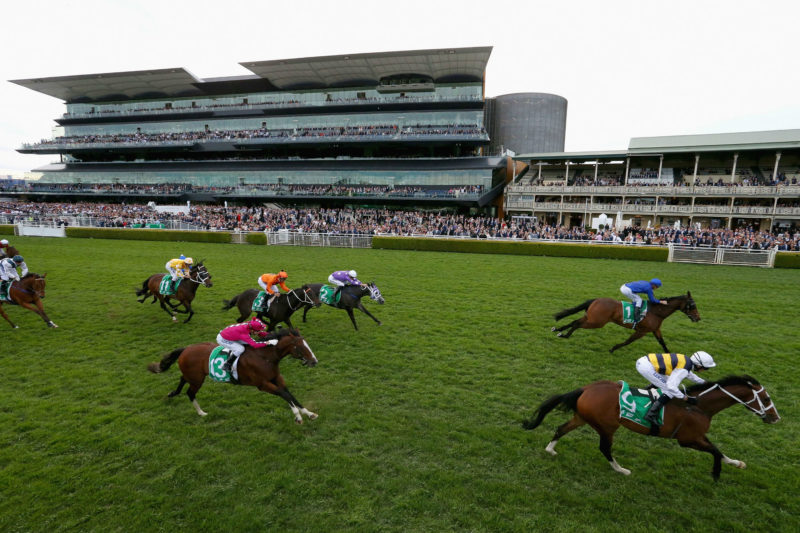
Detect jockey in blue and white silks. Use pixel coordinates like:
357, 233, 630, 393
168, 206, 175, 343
620, 278, 666, 326
636, 351, 716, 424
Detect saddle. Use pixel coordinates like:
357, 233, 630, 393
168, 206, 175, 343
159, 277, 182, 296
618, 381, 663, 428
0, 279, 13, 302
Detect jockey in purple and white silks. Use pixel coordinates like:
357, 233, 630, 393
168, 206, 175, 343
328, 270, 365, 300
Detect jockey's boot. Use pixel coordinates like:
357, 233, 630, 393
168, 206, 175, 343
266, 294, 277, 310
644, 394, 670, 425
333, 287, 341, 301
222, 353, 237, 375
632, 304, 642, 327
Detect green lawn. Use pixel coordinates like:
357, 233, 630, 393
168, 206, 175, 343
1, 236, 798, 532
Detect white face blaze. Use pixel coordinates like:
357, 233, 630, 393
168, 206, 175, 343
303, 339, 318, 365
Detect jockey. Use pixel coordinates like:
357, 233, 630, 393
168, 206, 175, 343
620, 278, 667, 326
166, 256, 193, 282
636, 351, 716, 424
328, 269, 365, 300
0, 239, 9, 258
0, 255, 28, 283
218, 317, 279, 374
258, 271, 289, 309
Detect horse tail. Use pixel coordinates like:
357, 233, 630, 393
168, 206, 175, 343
522, 388, 584, 430
221, 294, 239, 311
147, 347, 184, 374
135, 278, 150, 297
553, 299, 596, 321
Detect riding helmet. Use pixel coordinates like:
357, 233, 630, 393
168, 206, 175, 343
0, 239, 8, 246
184, 257, 193, 265
650, 278, 662, 287
13, 255, 23, 264
249, 317, 266, 331
348, 270, 357, 278
690, 351, 716, 369
278, 270, 288, 279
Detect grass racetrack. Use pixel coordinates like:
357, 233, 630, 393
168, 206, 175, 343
1, 236, 798, 532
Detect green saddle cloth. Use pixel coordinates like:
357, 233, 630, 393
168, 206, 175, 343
621, 301, 648, 324
252, 291, 268, 312
319, 284, 341, 306
619, 381, 663, 426
208, 346, 233, 383
0, 280, 12, 302
159, 277, 181, 295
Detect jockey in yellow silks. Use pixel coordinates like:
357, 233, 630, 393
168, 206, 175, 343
166, 256, 193, 282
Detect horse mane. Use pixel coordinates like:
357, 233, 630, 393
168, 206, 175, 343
664, 294, 688, 302
21, 273, 40, 280
687, 375, 760, 394
273, 327, 300, 339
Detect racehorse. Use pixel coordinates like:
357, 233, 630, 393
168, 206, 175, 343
302, 282, 384, 331
147, 328, 319, 424
522, 375, 780, 480
552, 292, 700, 353
1, 245, 20, 260
221, 285, 321, 330
0, 273, 57, 328
135, 261, 212, 323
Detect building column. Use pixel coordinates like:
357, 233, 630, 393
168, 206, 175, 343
730, 153, 739, 183
692, 154, 700, 185
564, 162, 570, 185
594, 161, 599, 184
773, 151, 782, 183
624, 157, 630, 186
538, 162, 542, 182
657, 155, 663, 182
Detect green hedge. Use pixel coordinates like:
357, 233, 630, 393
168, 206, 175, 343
372, 237, 668, 262
65, 227, 232, 243
0, 225, 13, 236
245, 232, 267, 245
775, 252, 800, 269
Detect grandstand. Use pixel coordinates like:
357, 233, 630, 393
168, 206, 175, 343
10, 47, 567, 214
506, 130, 800, 232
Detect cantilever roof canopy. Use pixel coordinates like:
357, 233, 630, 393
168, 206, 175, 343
240, 47, 493, 89
11, 47, 492, 103
10, 68, 205, 103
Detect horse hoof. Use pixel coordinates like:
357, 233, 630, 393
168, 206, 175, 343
49, 323, 58, 328
308, 412, 318, 420
171, 316, 178, 322
295, 418, 303, 425
551, 327, 557, 332
556, 333, 564, 338
737, 461, 747, 469
13, 325, 19, 329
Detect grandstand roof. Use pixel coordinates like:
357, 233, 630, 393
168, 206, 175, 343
240, 47, 492, 90
512, 150, 628, 161
629, 129, 800, 153
10, 47, 492, 103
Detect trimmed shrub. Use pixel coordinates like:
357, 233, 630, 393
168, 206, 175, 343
0, 224, 13, 236
245, 232, 267, 245
775, 252, 800, 269
65, 227, 231, 243
372, 237, 668, 262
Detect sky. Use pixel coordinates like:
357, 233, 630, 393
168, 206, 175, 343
2, 0, 800, 175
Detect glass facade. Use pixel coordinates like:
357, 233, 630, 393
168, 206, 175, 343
38, 169, 493, 188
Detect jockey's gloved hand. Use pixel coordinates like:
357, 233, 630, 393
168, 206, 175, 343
256, 331, 270, 338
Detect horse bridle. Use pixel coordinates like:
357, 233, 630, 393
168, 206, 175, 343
696, 383, 776, 419
187, 267, 211, 286
287, 287, 316, 311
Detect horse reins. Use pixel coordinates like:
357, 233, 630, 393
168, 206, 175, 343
287, 288, 316, 311
696, 383, 776, 418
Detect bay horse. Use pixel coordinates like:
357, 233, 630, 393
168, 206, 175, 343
0, 273, 57, 328
220, 285, 320, 331
135, 261, 212, 323
522, 375, 780, 480
147, 328, 319, 424
1, 245, 20, 260
302, 282, 384, 331
552, 292, 700, 353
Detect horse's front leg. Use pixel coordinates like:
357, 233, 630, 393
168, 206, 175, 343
272, 376, 316, 422
355, 302, 381, 326
302, 304, 311, 323
345, 308, 359, 330
652, 327, 669, 352
678, 437, 728, 480
609, 330, 646, 353
182, 302, 194, 323
0, 303, 18, 329
157, 295, 178, 322
18, 299, 57, 328
257, 379, 312, 424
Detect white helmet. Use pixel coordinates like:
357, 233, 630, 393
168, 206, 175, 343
690, 351, 716, 369
348, 270, 357, 278
0, 239, 8, 246
184, 257, 194, 265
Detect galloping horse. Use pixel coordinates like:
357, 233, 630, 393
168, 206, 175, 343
1, 245, 20, 260
522, 375, 780, 480
0, 273, 57, 328
135, 261, 212, 323
302, 282, 384, 330
148, 328, 319, 424
552, 292, 700, 352
221, 285, 320, 330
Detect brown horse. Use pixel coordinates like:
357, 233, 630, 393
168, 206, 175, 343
0, 273, 57, 328
552, 292, 700, 352
221, 285, 320, 330
147, 328, 319, 424
135, 261, 212, 323
522, 375, 780, 480
1, 245, 20, 260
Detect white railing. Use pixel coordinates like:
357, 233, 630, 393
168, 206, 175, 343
668, 244, 777, 267
266, 230, 372, 248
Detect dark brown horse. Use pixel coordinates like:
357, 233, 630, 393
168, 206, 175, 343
552, 292, 700, 352
0, 273, 57, 328
522, 376, 780, 480
301, 282, 384, 331
1, 245, 20, 260
135, 261, 212, 323
147, 328, 319, 424
221, 285, 320, 330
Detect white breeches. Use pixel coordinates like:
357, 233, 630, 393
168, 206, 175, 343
620, 285, 642, 307
166, 264, 181, 281
216, 334, 246, 356
635, 357, 683, 398
328, 274, 346, 287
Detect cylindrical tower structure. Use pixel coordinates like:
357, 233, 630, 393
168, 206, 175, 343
486, 93, 567, 155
